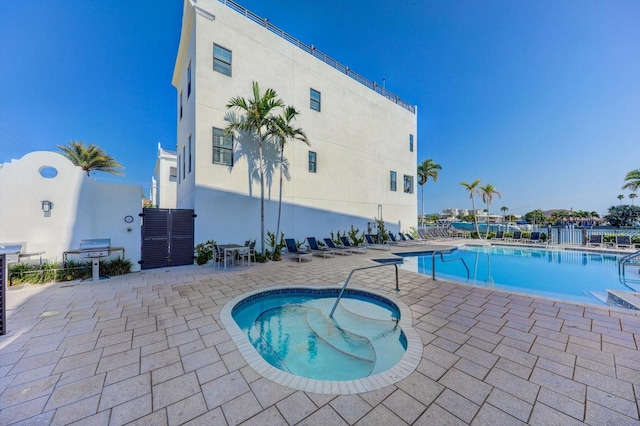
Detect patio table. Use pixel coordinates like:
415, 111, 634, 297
218, 244, 250, 270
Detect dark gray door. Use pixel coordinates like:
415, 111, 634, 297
140, 208, 195, 269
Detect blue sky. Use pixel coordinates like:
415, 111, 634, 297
1, 0, 638, 216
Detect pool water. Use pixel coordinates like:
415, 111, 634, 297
232, 289, 406, 381
398, 246, 629, 305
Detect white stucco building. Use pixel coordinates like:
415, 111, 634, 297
152, 142, 178, 208
0, 151, 142, 270
172, 0, 418, 245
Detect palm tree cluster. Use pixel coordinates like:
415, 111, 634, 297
622, 169, 639, 206
460, 179, 501, 238
58, 141, 124, 176
225, 82, 308, 256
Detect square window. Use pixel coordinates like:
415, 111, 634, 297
403, 175, 414, 194
213, 44, 232, 76
213, 127, 233, 166
390, 171, 397, 191
409, 134, 414, 152
308, 151, 317, 173
310, 88, 321, 112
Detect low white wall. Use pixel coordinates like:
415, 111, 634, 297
0, 151, 142, 271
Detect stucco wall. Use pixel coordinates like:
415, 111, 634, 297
174, 0, 418, 245
0, 151, 142, 271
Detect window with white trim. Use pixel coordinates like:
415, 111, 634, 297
188, 135, 192, 174
403, 175, 414, 194
213, 44, 232, 76
310, 89, 321, 112
409, 134, 414, 152
187, 61, 192, 98
390, 171, 397, 191
213, 127, 233, 166
308, 151, 317, 172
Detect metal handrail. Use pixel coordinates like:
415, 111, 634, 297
618, 249, 640, 284
218, 0, 416, 114
431, 250, 470, 281
329, 263, 399, 318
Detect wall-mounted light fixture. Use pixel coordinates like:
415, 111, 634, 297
41, 200, 53, 213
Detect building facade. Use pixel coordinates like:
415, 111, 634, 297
152, 142, 178, 209
172, 0, 418, 245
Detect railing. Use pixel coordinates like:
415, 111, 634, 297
431, 250, 470, 281
329, 263, 399, 318
217, 0, 416, 114
618, 249, 640, 285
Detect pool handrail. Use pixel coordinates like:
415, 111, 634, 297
618, 249, 640, 285
329, 263, 399, 318
431, 250, 470, 281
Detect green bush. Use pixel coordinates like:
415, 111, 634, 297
9, 257, 132, 286
194, 240, 215, 265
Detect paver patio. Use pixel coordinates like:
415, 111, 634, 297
1, 244, 639, 425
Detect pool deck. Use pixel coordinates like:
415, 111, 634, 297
1, 243, 639, 425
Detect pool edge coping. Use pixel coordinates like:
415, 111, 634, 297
219, 285, 423, 395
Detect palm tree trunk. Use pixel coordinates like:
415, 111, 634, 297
486, 202, 490, 238
471, 197, 481, 238
258, 140, 265, 256
275, 147, 284, 255
421, 186, 425, 228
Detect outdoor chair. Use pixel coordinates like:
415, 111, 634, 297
284, 238, 313, 262
243, 239, 257, 264
587, 234, 603, 247
306, 237, 335, 257
616, 235, 633, 249
364, 234, 391, 250
339, 236, 367, 253
323, 238, 352, 255
508, 231, 523, 242
525, 232, 544, 244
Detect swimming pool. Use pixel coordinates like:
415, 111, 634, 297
220, 286, 422, 394
397, 245, 630, 305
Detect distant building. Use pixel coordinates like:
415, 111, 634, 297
153, 142, 177, 209
172, 0, 418, 244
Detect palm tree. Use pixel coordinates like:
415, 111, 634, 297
226, 81, 284, 255
629, 193, 637, 206
417, 159, 441, 227
617, 194, 624, 205
460, 179, 482, 237
622, 169, 640, 192
58, 141, 124, 176
268, 105, 309, 253
479, 184, 502, 238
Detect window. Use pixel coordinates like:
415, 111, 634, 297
187, 61, 192, 98
213, 44, 232, 76
390, 171, 397, 191
188, 135, 192, 174
310, 88, 321, 112
308, 151, 317, 173
213, 127, 233, 166
404, 175, 414, 194
409, 134, 414, 152
179, 91, 183, 119
169, 167, 177, 182
182, 147, 186, 179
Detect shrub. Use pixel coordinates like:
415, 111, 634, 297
194, 240, 215, 265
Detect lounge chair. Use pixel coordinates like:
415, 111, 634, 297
306, 237, 335, 257
616, 235, 633, 249
398, 233, 420, 244
323, 238, 352, 255
339, 236, 367, 253
405, 233, 428, 244
284, 238, 313, 262
388, 233, 412, 246
587, 234, 603, 247
525, 232, 544, 244
507, 231, 522, 242
364, 234, 391, 250
494, 231, 504, 241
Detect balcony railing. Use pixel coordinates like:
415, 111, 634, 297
218, 0, 416, 114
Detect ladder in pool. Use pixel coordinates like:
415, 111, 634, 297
618, 249, 640, 286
